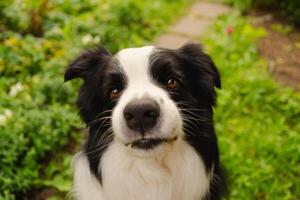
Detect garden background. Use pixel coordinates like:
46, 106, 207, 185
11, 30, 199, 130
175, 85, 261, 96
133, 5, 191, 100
0, 0, 299, 199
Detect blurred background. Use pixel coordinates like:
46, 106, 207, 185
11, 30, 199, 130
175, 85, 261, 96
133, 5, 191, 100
0, 0, 299, 199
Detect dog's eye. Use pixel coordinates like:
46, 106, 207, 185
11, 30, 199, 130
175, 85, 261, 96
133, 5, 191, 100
110, 88, 120, 99
166, 78, 178, 90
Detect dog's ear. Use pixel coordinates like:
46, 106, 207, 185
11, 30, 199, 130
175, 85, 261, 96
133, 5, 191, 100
64, 46, 111, 82
178, 43, 221, 89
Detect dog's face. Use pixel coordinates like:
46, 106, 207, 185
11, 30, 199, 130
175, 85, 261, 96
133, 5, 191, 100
112, 46, 184, 151
65, 43, 220, 166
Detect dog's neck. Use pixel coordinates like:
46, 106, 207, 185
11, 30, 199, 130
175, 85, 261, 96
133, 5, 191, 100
99, 138, 210, 200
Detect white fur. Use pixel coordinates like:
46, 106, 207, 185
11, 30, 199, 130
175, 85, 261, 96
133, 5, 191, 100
73, 139, 210, 200
73, 153, 103, 200
73, 46, 210, 200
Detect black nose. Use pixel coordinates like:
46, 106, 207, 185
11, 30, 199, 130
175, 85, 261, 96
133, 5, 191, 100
123, 98, 160, 134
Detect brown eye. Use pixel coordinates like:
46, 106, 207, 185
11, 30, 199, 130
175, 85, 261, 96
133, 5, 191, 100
110, 89, 120, 99
166, 78, 178, 90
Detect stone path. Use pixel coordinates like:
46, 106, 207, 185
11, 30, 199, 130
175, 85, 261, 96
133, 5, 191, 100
155, 1, 231, 48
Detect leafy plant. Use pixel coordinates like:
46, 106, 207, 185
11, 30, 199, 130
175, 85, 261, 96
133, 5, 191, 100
225, 0, 300, 27
204, 13, 300, 199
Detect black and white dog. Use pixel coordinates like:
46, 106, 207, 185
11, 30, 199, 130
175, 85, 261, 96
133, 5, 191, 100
65, 43, 226, 200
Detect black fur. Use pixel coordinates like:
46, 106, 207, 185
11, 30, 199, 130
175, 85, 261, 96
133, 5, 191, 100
65, 43, 226, 199
65, 46, 125, 182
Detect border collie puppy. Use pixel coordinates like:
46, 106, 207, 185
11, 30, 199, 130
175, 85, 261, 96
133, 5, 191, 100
65, 43, 226, 200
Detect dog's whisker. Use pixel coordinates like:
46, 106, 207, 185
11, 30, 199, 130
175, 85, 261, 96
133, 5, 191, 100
96, 127, 114, 146
177, 104, 209, 112
182, 117, 210, 138
179, 106, 211, 117
86, 131, 114, 156
88, 118, 111, 127
85, 119, 113, 155
183, 125, 210, 138
176, 100, 208, 108
93, 109, 113, 120
179, 108, 210, 118
94, 117, 111, 133
88, 140, 113, 159
181, 113, 210, 123
87, 116, 112, 126
182, 119, 200, 132
93, 134, 113, 153
181, 114, 210, 122
183, 127, 196, 136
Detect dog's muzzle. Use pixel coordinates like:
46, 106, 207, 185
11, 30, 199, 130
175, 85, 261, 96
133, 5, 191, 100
122, 98, 178, 150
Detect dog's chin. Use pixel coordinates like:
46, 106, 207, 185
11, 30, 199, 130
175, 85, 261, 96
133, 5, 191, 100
125, 136, 178, 150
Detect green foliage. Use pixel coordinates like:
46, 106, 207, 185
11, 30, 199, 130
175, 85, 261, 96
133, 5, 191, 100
0, 0, 192, 199
224, 0, 252, 11
204, 13, 300, 199
225, 0, 300, 27
0, 0, 13, 15
270, 23, 293, 35
41, 154, 74, 193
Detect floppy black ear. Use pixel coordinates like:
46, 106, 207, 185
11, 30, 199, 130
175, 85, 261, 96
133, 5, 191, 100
64, 46, 111, 82
178, 43, 221, 89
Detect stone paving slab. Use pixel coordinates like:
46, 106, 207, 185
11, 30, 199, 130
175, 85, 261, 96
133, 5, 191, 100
169, 16, 212, 37
155, 1, 232, 48
190, 2, 231, 19
155, 34, 192, 49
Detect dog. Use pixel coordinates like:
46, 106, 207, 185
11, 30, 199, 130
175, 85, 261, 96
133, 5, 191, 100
64, 43, 226, 200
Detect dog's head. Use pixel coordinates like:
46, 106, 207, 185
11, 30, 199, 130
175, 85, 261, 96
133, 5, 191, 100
65, 43, 220, 165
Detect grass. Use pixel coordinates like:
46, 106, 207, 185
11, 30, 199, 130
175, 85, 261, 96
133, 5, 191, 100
203, 13, 300, 199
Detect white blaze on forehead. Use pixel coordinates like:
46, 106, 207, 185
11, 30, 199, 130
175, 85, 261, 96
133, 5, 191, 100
115, 46, 155, 84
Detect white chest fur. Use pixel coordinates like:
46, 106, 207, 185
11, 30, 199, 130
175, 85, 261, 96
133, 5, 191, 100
73, 140, 210, 200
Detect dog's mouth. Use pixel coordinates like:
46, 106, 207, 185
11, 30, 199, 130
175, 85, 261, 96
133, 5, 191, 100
125, 137, 177, 150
